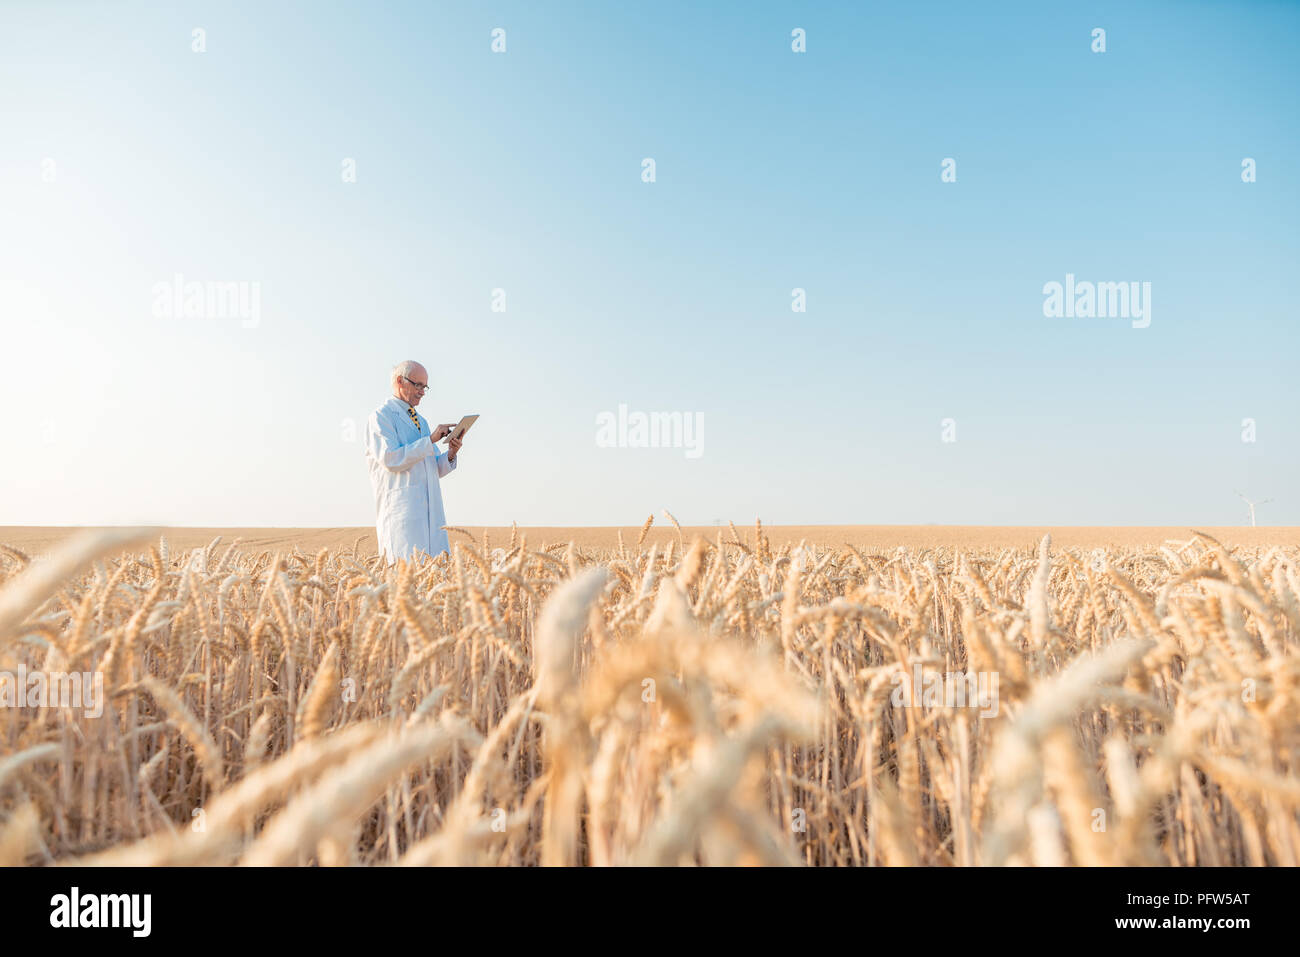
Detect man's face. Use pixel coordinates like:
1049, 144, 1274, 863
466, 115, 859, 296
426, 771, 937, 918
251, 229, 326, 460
396, 364, 429, 406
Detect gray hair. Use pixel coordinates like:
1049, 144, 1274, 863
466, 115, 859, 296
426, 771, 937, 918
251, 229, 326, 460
391, 360, 421, 385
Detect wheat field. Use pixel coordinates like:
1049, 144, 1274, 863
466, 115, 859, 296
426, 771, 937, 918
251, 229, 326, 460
1, 518, 1297, 866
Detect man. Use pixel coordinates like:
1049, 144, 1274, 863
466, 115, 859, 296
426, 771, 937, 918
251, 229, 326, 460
364, 360, 465, 563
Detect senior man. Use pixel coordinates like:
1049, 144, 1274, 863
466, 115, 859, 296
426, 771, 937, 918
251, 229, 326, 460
364, 360, 464, 563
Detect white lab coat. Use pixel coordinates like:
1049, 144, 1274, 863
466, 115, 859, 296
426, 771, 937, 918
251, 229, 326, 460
364, 395, 458, 563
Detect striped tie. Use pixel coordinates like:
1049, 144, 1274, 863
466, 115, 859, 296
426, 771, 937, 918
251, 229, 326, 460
407, 407, 421, 432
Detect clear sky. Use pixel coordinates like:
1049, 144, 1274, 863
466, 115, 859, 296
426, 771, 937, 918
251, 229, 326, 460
1, 0, 1296, 528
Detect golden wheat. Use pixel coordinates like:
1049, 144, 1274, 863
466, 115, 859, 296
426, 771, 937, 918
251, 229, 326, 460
0, 525, 1296, 865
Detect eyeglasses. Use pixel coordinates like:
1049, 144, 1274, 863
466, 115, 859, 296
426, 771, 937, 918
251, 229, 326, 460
402, 376, 429, 393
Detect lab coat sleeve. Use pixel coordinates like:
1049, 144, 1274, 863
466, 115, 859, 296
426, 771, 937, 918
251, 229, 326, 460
366, 411, 436, 473
435, 449, 457, 478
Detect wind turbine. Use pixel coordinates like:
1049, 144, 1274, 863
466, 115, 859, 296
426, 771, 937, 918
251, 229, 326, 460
1235, 490, 1272, 528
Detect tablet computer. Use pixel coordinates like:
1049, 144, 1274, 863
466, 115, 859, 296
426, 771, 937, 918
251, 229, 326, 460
445, 414, 478, 443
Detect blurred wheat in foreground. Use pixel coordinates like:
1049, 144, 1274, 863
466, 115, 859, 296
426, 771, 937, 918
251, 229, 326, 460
1, 521, 1298, 866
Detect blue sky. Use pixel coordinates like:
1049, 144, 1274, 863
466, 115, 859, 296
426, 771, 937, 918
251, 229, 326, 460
1, 0, 1296, 527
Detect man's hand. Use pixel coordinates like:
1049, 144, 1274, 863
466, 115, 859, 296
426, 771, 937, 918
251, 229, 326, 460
431, 423, 455, 441
447, 434, 463, 462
